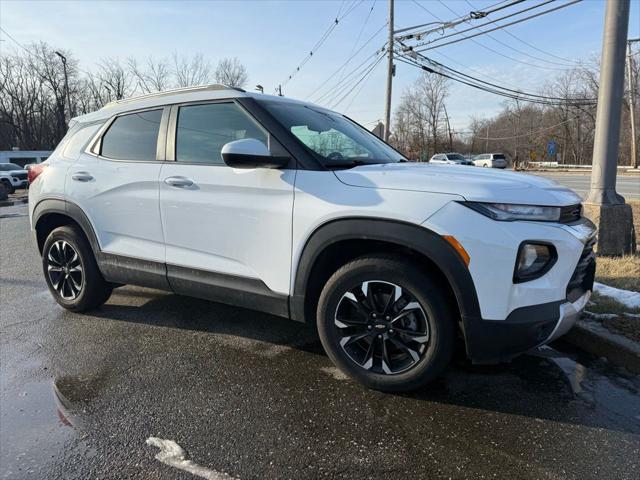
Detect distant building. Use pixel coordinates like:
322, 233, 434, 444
0, 150, 52, 167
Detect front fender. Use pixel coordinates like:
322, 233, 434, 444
290, 218, 482, 343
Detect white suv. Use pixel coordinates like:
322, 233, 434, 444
29, 85, 596, 392
473, 153, 508, 169
0, 162, 29, 194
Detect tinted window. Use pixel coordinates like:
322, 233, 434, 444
63, 123, 102, 159
493, 154, 506, 160
446, 154, 465, 161
176, 103, 268, 165
101, 109, 162, 161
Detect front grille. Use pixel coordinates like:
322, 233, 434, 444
559, 204, 582, 224
566, 236, 596, 302
13, 172, 27, 180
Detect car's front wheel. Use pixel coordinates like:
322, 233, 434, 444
42, 226, 112, 312
1, 180, 15, 195
316, 255, 455, 392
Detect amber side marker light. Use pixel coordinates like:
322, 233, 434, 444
443, 235, 470, 267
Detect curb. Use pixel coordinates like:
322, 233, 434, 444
564, 319, 640, 374
0, 198, 28, 208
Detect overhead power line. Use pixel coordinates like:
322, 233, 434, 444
463, 0, 596, 67
396, 0, 527, 41
305, 23, 387, 101
395, 50, 598, 106
329, 54, 384, 109
0, 26, 94, 78
467, 117, 579, 140
275, 0, 364, 93
405, 1, 583, 72
413, 0, 583, 53
436, 0, 583, 69
316, 49, 385, 106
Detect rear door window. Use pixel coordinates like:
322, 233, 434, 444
101, 109, 163, 161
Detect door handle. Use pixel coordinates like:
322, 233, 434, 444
71, 172, 94, 182
164, 176, 195, 188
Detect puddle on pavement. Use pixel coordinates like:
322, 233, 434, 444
0, 374, 105, 479
1, 379, 77, 479
531, 344, 640, 426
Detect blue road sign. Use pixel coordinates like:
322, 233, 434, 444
547, 140, 557, 157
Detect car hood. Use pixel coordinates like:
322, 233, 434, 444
334, 163, 582, 206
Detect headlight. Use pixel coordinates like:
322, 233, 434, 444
514, 242, 557, 283
462, 202, 561, 222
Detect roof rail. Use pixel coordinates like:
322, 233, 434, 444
102, 84, 246, 108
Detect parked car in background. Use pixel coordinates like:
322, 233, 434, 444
0, 163, 28, 194
429, 153, 474, 166
473, 153, 508, 169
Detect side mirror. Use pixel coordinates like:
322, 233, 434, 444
221, 138, 289, 169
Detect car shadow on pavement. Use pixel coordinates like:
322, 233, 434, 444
89, 286, 640, 435
90, 286, 324, 356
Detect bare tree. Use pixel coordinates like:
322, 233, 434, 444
214, 57, 248, 88
172, 52, 211, 87
95, 58, 132, 101
128, 56, 171, 93
0, 43, 254, 150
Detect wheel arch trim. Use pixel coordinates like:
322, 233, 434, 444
33, 198, 102, 257
291, 217, 482, 331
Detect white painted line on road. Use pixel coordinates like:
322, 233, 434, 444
146, 437, 238, 480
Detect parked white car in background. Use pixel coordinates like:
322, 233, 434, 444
29, 84, 595, 392
0, 162, 28, 194
429, 153, 474, 166
473, 153, 508, 169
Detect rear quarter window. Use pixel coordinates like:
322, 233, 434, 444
100, 109, 163, 161
63, 123, 103, 160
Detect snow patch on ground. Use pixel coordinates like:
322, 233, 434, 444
584, 311, 618, 320
146, 437, 238, 480
593, 282, 640, 309
320, 366, 349, 381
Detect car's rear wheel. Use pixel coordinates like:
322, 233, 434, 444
42, 226, 112, 312
316, 255, 455, 392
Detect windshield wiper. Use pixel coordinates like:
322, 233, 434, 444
324, 159, 374, 169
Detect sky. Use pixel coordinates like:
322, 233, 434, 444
1, 0, 639, 132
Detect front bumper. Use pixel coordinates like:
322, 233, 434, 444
464, 290, 591, 363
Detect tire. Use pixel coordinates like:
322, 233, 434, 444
1, 180, 15, 195
42, 225, 113, 312
316, 255, 455, 392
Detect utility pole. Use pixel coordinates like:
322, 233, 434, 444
584, 0, 635, 255
485, 124, 489, 152
443, 104, 453, 151
383, 0, 394, 142
54, 51, 71, 122
627, 38, 639, 168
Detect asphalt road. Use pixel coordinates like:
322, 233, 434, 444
1, 205, 640, 480
533, 172, 640, 200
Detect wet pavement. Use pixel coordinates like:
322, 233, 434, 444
1, 206, 639, 479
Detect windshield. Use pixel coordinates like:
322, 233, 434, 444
259, 100, 405, 167
445, 154, 465, 161
0, 163, 23, 171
